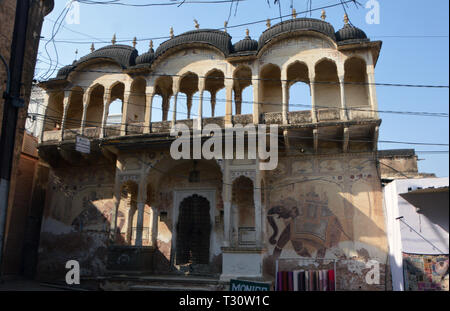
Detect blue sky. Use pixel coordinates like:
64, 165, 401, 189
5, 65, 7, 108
36, 0, 449, 177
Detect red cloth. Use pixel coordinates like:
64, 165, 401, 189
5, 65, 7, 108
328, 269, 335, 291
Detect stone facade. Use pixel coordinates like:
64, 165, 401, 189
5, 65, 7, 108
36, 15, 390, 290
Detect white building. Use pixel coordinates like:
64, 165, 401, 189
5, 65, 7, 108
384, 177, 449, 291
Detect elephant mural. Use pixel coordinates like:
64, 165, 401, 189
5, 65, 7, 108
267, 190, 348, 260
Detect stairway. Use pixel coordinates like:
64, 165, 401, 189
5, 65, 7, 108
94, 274, 229, 291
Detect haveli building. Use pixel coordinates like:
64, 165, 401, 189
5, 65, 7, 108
36, 12, 390, 290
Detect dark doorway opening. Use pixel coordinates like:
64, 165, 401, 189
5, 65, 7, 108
176, 194, 211, 265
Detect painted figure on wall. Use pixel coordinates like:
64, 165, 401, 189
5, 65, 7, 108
267, 190, 348, 259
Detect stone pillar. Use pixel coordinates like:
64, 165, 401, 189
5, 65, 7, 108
222, 160, 231, 247
186, 94, 193, 119
60, 91, 70, 141
171, 92, 178, 128
81, 92, 89, 135
197, 78, 205, 130
110, 161, 123, 242
309, 72, 317, 123
231, 203, 239, 247
339, 75, 348, 120
211, 91, 217, 117
150, 206, 158, 246
120, 84, 131, 136
234, 87, 242, 115
135, 178, 147, 246
144, 89, 154, 134
281, 80, 289, 124
225, 80, 233, 126
252, 76, 260, 124
367, 63, 379, 119
162, 94, 170, 121
253, 170, 262, 247
100, 90, 111, 138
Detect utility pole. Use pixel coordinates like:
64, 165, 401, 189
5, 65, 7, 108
0, 0, 31, 274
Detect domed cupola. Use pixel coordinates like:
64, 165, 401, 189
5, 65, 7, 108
233, 29, 258, 54
155, 22, 233, 58
56, 60, 76, 78
136, 40, 155, 65
335, 14, 369, 43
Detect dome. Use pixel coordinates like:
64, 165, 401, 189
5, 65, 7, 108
56, 61, 76, 78
155, 29, 233, 58
335, 24, 368, 42
233, 34, 258, 54
258, 18, 336, 49
135, 48, 155, 65
76, 44, 138, 68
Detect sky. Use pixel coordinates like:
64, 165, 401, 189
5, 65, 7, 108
35, 0, 449, 177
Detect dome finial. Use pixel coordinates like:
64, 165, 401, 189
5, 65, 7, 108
111, 33, 116, 45
245, 29, 249, 37
344, 13, 349, 24
321, 9, 326, 20
170, 27, 174, 38
75, 49, 78, 61
132, 37, 137, 48
266, 18, 271, 28
292, 8, 297, 19
149, 40, 153, 50
90, 43, 95, 53
224, 21, 228, 33
194, 19, 199, 29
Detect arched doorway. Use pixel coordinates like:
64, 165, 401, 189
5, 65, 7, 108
176, 194, 211, 265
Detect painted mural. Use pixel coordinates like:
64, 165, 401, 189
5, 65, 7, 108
403, 253, 449, 291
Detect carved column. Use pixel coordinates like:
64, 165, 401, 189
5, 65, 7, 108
281, 80, 289, 124
60, 91, 70, 141
197, 78, 205, 130
135, 177, 147, 246
222, 160, 231, 247
120, 83, 131, 136
309, 70, 317, 123
80, 92, 89, 135
234, 87, 242, 115
144, 88, 154, 134
186, 94, 193, 119
252, 76, 260, 124
211, 91, 217, 117
339, 75, 348, 120
100, 90, 111, 138
110, 160, 124, 242
367, 59, 379, 119
171, 92, 178, 128
225, 80, 233, 126
254, 168, 262, 247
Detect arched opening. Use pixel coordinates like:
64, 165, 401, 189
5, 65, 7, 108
344, 57, 370, 107
153, 76, 173, 121
44, 90, 64, 132
128, 77, 146, 123
176, 194, 211, 265
116, 181, 138, 245
287, 61, 311, 111
233, 66, 252, 115
65, 87, 83, 130
205, 69, 225, 117
106, 82, 124, 136
314, 59, 340, 109
232, 175, 255, 246
85, 84, 105, 134
260, 63, 281, 113
179, 72, 199, 120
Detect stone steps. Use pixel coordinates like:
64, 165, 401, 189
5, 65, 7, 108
94, 274, 229, 291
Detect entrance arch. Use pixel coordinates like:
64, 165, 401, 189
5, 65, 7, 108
176, 194, 211, 265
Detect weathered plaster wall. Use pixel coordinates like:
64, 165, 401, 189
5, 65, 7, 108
263, 153, 389, 290
36, 163, 115, 280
